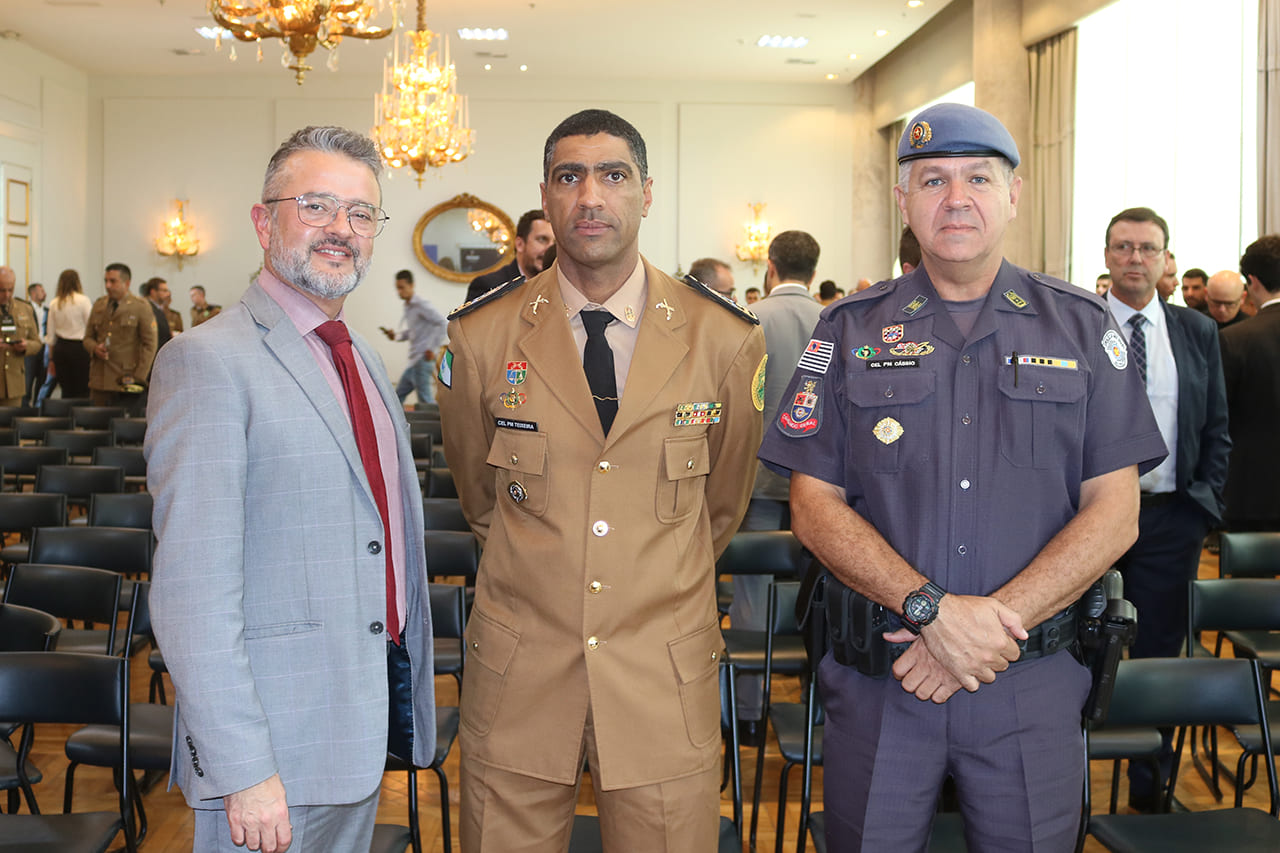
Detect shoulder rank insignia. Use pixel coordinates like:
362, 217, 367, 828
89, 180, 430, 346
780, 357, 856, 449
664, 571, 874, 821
681, 274, 760, 325
902, 295, 928, 316
447, 276, 526, 320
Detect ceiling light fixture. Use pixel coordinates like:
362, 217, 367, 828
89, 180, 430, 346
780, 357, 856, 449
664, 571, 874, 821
875, 29, 889, 37
756, 35, 809, 49
371, 0, 473, 185
457, 27, 507, 41
207, 0, 399, 85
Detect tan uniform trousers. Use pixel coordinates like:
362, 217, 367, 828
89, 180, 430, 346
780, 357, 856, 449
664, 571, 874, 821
460, 707, 721, 853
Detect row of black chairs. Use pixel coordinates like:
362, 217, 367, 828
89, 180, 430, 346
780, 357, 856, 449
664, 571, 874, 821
0, 411, 146, 444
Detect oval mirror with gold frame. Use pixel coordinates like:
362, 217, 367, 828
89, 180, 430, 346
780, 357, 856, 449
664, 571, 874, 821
412, 193, 516, 283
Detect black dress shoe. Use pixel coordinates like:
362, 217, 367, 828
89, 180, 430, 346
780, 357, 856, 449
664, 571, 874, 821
737, 718, 765, 748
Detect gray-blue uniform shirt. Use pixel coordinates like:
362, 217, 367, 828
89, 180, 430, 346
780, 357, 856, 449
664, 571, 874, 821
757, 260, 1168, 848
760, 260, 1165, 603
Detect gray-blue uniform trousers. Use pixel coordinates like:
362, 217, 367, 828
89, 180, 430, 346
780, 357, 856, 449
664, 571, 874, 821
759, 261, 1167, 852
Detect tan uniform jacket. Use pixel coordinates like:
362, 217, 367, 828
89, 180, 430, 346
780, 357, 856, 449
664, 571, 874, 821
439, 258, 765, 789
191, 304, 221, 327
0, 299, 41, 399
84, 293, 158, 391
165, 307, 184, 334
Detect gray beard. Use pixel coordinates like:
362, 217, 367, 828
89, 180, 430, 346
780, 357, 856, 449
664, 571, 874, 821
269, 233, 368, 300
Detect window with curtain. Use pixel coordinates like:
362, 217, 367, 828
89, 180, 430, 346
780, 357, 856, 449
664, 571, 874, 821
1071, 0, 1259, 297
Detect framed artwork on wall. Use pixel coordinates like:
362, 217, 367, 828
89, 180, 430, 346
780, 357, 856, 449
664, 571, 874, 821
6, 179, 28, 226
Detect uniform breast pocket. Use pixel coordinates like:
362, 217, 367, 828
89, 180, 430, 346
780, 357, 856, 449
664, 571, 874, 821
485, 430, 549, 516
656, 435, 710, 523
845, 372, 936, 472
998, 368, 1087, 469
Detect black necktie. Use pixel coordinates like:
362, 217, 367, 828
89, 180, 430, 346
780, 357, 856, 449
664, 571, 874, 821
1128, 315, 1148, 386
581, 310, 618, 435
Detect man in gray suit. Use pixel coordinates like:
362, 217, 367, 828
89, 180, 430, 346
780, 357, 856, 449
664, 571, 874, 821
733, 230, 823, 737
147, 126, 435, 853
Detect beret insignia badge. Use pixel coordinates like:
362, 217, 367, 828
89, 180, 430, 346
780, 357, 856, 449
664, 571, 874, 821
909, 121, 932, 149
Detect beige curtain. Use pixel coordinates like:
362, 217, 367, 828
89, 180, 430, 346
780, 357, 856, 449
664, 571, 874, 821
1261, 0, 1280, 235
1027, 27, 1077, 282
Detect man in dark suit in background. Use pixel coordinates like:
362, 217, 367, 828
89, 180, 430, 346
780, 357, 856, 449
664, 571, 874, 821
1219, 234, 1280, 531
1103, 206, 1231, 810
464, 208, 555, 303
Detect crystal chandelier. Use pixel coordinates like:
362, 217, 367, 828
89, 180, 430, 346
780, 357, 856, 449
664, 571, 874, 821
372, 0, 474, 185
208, 1, 399, 85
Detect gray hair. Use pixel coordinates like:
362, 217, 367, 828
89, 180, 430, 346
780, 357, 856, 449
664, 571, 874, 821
262, 126, 383, 201
896, 156, 1016, 193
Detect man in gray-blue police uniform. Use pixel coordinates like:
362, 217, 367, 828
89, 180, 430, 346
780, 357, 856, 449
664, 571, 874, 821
758, 103, 1168, 851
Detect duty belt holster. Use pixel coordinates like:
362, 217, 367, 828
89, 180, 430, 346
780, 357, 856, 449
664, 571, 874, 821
1077, 569, 1137, 727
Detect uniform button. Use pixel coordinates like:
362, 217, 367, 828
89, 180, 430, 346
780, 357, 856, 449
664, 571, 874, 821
367, 540, 382, 555
597, 461, 611, 472
509, 453, 519, 465
471, 640, 480, 650
962, 415, 972, 425
960, 478, 971, 490
1036, 383, 1046, 395
589, 581, 603, 593
369, 621, 384, 634
592, 520, 610, 537
957, 545, 967, 555
587, 636, 600, 650
962, 354, 972, 364
686, 459, 695, 470
710, 650, 718, 661
878, 283, 888, 291
884, 386, 894, 399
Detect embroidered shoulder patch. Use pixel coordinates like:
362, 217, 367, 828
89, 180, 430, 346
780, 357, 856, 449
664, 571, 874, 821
777, 377, 822, 437
1101, 329, 1127, 370
752, 354, 767, 412
797, 339, 835, 374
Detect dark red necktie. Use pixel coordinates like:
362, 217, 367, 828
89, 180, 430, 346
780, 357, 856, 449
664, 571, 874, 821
315, 320, 400, 644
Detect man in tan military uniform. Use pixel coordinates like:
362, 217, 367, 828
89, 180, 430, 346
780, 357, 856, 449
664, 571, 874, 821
190, 285, 221, 327
439, 109, 766, 853
84, 262, 158, 410
0, 266, 41, 406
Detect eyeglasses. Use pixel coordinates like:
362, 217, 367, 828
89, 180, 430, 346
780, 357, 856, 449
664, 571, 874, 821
1107, 241, 1165, 260
264, 193, 388, 238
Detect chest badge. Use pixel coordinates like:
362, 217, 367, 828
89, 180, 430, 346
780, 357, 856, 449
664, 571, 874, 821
889, 341, 934, 357
499, 389, 528, 409
1101, 329, 1128, 370
674, 401, 723, 426
854, 345, 881, 360
873, 417, 904, 445
508, 481, 528, 503
882, 324, 904, 344
506, 361, 528, 386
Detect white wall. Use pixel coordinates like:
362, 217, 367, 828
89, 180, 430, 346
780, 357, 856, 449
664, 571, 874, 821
85, 72, 855, 380
0, 39, 89, 287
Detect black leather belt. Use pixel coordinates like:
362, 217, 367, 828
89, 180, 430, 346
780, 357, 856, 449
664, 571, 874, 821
1140, 492, 1177, 508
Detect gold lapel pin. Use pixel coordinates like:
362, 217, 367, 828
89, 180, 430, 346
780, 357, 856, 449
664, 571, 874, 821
529, 294, 550, 315
655, 299, 674, 321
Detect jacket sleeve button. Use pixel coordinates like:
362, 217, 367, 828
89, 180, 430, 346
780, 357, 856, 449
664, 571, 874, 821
368, 540, 382, 554
370, 621, 384, 634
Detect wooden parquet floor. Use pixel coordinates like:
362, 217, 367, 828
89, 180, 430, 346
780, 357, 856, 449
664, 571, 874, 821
15, 545, 1276, 852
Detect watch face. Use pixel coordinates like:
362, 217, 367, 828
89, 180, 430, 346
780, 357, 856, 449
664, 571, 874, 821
905, 593, 934, 623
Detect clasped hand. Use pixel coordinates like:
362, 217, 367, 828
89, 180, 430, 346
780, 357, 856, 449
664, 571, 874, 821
883, 594, 1027, 703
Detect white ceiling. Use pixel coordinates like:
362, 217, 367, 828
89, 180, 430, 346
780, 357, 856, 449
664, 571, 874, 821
0, 0, 953, 85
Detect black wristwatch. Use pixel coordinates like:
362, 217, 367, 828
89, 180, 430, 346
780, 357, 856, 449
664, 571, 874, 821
901, 581, 947, 634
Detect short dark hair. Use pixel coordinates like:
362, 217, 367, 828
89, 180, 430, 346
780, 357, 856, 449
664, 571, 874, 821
745, 286, 761, 297
105, 262, 132, 282
818, 280, 838, 300
395, 269, 414, 284
516, 209, 547, 241
1106, 207, 1169, 249
899, 226, 921, 269
190, 285, 206, 295
1096, 273, 1112, 282
688, 258, 731, 291
1240, 234, 1280, 294
768, 231, 821, 284
139, 277, 164, 297
26, 282, 42, 296
1183, 268, 1208, 283
543, 109, 648, 182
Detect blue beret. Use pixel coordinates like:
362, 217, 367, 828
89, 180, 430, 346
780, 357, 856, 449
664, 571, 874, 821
897, 103, 1020, 169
